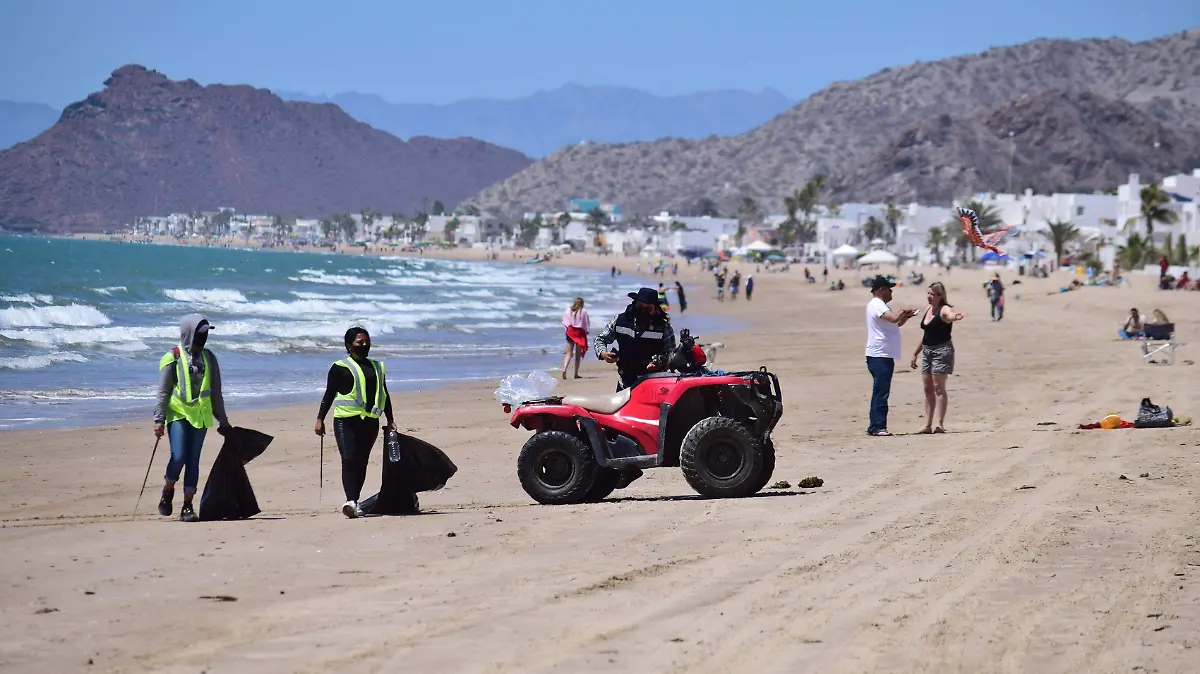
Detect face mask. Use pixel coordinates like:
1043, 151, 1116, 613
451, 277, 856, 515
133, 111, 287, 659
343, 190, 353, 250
350, 344, 371, 359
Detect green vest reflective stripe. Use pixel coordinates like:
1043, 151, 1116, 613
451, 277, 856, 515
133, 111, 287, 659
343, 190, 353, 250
332, 358, 386, 420
159, 349, 213, 429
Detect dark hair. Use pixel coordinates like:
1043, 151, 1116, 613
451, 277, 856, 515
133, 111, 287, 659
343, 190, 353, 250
344, 326, 369, 351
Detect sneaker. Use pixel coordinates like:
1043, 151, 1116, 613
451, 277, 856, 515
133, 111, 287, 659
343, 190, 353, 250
179, 503, 198, 522
157, 490, 174, 517
342, 500, 360, 519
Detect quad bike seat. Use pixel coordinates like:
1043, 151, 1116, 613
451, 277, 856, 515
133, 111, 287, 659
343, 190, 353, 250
562, 388, 632, 415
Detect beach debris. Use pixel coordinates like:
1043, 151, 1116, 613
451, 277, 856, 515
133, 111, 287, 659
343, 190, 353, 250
199, 595, 237, 602
797, 476, 824, 489
1017, 485, 1036, 490
1153, 625, 1170, 632
769, 480, 791, 489
934, 470, 952, 475
446, 532, 457, 538
1140, 473, 1150, 478
34, 607, 58, 614
1036, 421, 1057, 426
1119, 474, 1129, 480
84, 591, 94, 595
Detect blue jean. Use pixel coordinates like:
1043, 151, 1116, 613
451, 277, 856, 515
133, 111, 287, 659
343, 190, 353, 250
990, 298, 1004, 320
1118, 329, 1143, 340
866, 356, 895, 433
165, 419, 207, 494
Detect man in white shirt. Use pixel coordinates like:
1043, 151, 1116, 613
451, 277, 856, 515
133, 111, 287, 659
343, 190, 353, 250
865, 276, 919, 436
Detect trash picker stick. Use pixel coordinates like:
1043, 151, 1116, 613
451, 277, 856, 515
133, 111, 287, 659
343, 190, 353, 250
319, 435, 324, 504
132, 437, 161, 521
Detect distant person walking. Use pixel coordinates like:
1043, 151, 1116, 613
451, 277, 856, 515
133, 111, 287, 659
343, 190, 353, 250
729, 271, 741, 299
745, 275, 755, 301
910, 282, 966, 434
986, 273, 1005, 321
716, 271, 726, 301
154, 315, 232, 522
657, 283, 671, 312
865, 276, 918, 436
561, 297, 590, 379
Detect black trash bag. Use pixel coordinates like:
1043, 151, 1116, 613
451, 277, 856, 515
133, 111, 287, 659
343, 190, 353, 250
359, 431, 457, 516
1134, 397, 1174, 428
198, 427, 273, 521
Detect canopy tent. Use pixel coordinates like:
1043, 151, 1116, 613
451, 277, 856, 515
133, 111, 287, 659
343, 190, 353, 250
830, 244, 859, 258
746, 240, 776, 252
856, 249, 899, 265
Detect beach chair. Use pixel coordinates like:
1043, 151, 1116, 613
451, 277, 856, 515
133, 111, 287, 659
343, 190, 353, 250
1141, 323, 1185, 365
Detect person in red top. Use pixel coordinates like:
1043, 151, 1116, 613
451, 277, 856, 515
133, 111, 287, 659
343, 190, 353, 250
561, 297, 590, 380
1160, 254, 1170, 279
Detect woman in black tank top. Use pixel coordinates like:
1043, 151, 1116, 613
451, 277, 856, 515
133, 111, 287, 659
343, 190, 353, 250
909, 282, 967, 434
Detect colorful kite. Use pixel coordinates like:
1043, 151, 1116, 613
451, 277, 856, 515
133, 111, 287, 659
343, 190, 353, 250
957, 207, 1020, 256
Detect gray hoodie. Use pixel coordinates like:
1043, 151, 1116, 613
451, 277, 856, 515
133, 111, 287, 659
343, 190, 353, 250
153, 314, 229, 427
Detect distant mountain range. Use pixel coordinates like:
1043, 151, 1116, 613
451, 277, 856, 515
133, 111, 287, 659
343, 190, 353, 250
465, 29, 1200, 216
275, 86, 796, 157
0, 100, 59, 150
0, 66, 532, 232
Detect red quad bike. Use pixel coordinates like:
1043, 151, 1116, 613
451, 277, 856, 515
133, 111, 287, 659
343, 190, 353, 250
505, 329, 783, 504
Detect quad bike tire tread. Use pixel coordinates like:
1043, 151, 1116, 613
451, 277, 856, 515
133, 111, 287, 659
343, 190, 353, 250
680, 416, 765, 498
747, 437, 776, 494
517, 431, 598, 505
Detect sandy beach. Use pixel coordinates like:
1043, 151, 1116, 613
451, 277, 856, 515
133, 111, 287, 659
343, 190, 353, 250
2, 254, 1199, 673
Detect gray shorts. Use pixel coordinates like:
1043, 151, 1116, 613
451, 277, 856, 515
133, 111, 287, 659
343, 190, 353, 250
921, 341, 955, 375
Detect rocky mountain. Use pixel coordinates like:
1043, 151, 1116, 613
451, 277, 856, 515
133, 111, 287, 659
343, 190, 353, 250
0, 100, 58, 150
277, 86, 795, 158
0, 66, 533, 232
465, 29, 1200, 216
829, 91, 1200, 204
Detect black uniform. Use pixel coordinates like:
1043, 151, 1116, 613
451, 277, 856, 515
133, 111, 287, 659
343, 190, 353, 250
593, 304, 676, 391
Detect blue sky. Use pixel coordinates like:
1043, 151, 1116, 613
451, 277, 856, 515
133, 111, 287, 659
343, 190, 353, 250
1, 0, 1195, 107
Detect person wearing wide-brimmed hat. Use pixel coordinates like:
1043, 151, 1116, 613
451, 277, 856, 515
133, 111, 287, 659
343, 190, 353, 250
594, 287, 677, 392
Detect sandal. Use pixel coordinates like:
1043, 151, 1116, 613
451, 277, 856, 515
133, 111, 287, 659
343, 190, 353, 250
868, 429, 893, 436
917, 428, 933, 434
933, 427, 945, 434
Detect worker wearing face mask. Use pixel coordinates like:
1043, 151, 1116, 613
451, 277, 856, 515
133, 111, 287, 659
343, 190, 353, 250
314, 326, 396, 519
594, 287, 677, 392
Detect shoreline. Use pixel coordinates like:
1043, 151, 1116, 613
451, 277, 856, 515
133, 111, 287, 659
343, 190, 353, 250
3, 236, 750, 433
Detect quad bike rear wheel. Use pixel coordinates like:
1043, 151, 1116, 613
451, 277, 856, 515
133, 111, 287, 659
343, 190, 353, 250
680, 416, 765, 498
517, 431, 598, 505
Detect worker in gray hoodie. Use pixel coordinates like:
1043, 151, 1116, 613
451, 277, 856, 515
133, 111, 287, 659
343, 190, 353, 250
153, 314, 231, 522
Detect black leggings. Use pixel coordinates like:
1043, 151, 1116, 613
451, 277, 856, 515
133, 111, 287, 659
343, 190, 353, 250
334, 416, 379, 502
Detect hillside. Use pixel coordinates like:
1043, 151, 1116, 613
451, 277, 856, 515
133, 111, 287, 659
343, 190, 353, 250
465, 29, 1200, 215
829, 91, 1200, 204
276, 85, 795, 158
0, 100, 59, 150
0, 66, 533, 232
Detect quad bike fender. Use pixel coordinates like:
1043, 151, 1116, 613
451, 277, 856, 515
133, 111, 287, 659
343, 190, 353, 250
661, 375, 750, 406
510, 405, 593, 430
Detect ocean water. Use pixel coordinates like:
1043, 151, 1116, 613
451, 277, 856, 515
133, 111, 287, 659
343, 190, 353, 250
0, 236, 720, 430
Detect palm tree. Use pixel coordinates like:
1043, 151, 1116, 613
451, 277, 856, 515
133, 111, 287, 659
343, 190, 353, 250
319, 218, 334, 242
780, 189, 803, 246
884, 204, 904, 242
862, 216, 887, 243
360, 207, 377, 239
1140, 183, 1178, 240
1118, 232, 1154, 270
519, 218, 540, 248
444, 217, 460, 245
926, 225, 948, 264
827, 202, 843, 218
735, 197, 759, 247
695, 197, 719, 217
555, 212, 571, 244
1175, 234, 1190, 266
1042, 221, 1079, 266
411, 212, 429, 243
431, 200, 446, 216
1163, 232, 1174, 264
586, 207, 609, 245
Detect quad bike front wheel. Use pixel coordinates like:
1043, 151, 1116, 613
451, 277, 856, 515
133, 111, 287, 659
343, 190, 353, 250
517, 431, 598, 505
680, 417, 766, 498
747, 436, 777, 494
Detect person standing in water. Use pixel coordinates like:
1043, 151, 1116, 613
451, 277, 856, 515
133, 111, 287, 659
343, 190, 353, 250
674, 281, 688, 313
154, 315, 232, 522
561, 297, 590, 380
314, 327, 396, 519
